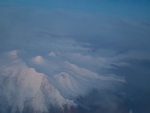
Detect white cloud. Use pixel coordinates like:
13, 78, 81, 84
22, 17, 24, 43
32, 56, 45, 64
5, 50, 19, 58
48, 52, 56, 57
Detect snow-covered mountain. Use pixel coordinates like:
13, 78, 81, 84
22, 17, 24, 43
0, 52, 76, 113
0, 51, 125, 113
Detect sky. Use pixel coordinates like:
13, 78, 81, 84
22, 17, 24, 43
0, 0, 150, 113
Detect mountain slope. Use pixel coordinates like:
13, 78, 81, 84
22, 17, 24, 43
0, 51, 125, 113
0, 55, 76, 113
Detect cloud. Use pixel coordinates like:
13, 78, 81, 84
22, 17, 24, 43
32, 56, 45, 64
5, 50, 19, 58
48, 52, 56, 57
110, 59, 150, 113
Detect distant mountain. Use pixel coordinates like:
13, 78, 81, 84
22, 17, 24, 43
0, 51, 126, 113
0, 54, 76, 113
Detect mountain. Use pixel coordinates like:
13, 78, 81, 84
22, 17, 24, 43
0, 54, 76, 113
0, 51, 126, 113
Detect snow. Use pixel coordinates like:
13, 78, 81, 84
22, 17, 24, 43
0, 54, 76, 113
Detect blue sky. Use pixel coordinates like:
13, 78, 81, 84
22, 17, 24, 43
1, 0, 150, 20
